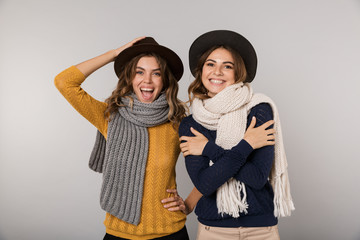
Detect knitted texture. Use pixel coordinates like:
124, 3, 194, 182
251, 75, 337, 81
54, 66, 186, 239
104, 123, 186, 239
192, 82, 295, 218
91, 94, 169, 225
89, 131, 106, 173
180, 106, 278, 227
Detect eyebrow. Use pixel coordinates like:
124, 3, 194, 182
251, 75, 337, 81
205, 59, 234, 65
136, 66, 161, 71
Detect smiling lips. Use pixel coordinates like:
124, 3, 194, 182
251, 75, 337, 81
209, 78, 225, 85
140, 87, 154, 100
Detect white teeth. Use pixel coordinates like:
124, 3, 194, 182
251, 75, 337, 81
210, 79, 223, 84
141, 88, 154, 92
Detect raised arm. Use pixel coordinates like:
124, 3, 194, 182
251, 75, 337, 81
54, 37, 145, 137
75, 36, 145, 77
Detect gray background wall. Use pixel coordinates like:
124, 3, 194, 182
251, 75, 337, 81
1, 0, 359, 239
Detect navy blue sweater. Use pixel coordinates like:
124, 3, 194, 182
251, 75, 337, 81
179, 103, 278, 227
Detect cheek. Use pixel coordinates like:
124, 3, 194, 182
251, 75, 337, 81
155, 78, 164, 91
132, 76, 140, 88
227, 72, 236, 84
202, 67, 209, 76
201, 77, 207, 87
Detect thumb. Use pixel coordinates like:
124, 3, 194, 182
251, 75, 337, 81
249, 116, 256, 129
190, 127, 201, 136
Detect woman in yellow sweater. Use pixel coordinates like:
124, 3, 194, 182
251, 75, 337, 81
55, 37, 190, 240
55, 36, 274, 239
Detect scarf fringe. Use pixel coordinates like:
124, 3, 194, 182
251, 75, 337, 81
217, 179, 248, 218
272, 171, 295, 217
192, 83, 295, 219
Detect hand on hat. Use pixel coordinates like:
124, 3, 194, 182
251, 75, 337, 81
112, 36, 146, 60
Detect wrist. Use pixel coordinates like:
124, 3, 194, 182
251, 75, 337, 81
184, 199, 194, 215
243, 137, 253, 149
203, 141, 221, 159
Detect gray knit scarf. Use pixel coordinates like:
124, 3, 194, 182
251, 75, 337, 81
89, 93, 169, 225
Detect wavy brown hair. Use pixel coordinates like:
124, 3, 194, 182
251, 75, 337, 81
104, 53, 186, 127
188, 45, 248, 104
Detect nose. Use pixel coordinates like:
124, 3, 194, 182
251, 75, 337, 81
214, 65, 223, 76
143, 72, 153, 83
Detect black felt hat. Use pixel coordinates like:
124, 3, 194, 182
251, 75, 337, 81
189, 30, 257, 82
114, 37, 183, 81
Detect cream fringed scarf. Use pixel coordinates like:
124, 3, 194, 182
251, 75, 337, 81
192, 82, 295, 218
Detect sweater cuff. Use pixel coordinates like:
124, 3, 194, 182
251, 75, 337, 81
231, 139, 253, 158
202, 141, 222, 159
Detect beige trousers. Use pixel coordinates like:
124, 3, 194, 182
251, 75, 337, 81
196, 222, 280, 240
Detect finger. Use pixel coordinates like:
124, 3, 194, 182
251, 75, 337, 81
130, 36, 146, 45
163, 201, 181, 208
179, 136, 190, 142
167, 206, 181, 212
166, 189, 179, 197
166, 189, 178, 194
261, 120, 275, 129
267, 135, 276, 140
266, 129, 276, 135
161, 197, 176, 204
179, 142, 187, 149
249, 116, 256, 129
190, 127, 202, 137
183, 151, 189, 157
180, 146, 188, 154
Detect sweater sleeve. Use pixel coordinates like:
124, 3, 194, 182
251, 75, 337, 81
233, 103, 275, 190
190, 103, 275, 191
54, 66, 108, 138
179, 117, 253, 196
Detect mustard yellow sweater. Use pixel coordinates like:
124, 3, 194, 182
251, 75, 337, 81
54, 66, 186, 239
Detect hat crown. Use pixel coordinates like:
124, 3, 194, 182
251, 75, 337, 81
114, 37, 183, 81
134, 37, 159, 46
189, 30, 257, 82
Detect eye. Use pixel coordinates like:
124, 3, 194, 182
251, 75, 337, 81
205, 62, 214, 67
136, 70, 144, 75
224, 65, 233, 69
153, 72, 161, 77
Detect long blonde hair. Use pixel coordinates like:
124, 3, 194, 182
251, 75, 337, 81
188, 45, 248, 104
105, 53, 186, 126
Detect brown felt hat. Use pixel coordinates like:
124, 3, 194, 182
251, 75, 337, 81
114, 37, 184, 81
189, 30, 258, 82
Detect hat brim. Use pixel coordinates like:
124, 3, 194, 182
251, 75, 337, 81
189, 30, 257, 82
114, 44, 183, 81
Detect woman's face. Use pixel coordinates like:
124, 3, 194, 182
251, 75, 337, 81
132, 56, 164, 103
201, 47, 236, 97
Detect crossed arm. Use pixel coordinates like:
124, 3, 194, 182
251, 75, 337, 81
162, 103, 275, 214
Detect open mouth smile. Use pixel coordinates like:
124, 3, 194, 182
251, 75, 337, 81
140, 87, 155, 100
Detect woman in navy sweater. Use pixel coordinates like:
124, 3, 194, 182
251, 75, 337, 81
178, 30, 294, 240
